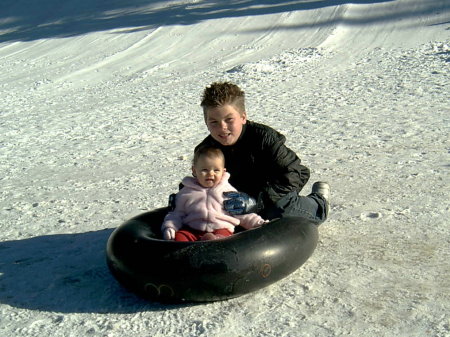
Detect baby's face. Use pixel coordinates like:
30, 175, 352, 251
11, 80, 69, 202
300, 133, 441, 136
192, 155, 225, 188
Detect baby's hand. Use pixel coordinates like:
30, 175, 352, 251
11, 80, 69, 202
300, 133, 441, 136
255, 219, 269, 227
163, 228, 176, 240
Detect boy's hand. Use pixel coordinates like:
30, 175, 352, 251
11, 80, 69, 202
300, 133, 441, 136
223, 191, 257, 215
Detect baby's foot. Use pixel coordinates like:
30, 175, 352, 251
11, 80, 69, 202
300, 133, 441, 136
201, 233, 227, 241
201, 233, 217, 241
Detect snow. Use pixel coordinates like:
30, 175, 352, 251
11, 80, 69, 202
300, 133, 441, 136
0, 0, 449, 336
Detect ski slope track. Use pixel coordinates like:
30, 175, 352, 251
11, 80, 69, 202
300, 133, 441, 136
0, 0, 449, 336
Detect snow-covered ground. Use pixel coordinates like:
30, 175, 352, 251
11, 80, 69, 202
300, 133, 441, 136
1, 0, 449, 336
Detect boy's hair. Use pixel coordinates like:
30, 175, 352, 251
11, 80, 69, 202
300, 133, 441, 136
200, 82, 246, 119
193, 145, 225, 166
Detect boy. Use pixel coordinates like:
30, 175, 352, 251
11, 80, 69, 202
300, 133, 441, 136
195, 82, 329, 223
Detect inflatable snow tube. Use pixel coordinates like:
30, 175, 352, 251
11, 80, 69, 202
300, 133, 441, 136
106, 207, 318, 303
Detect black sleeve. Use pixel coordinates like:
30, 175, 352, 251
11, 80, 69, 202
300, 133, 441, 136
260, 133, 310, 205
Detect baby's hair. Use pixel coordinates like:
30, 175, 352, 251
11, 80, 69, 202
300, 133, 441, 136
200, 82, 245, 119
193, 145, 225, 166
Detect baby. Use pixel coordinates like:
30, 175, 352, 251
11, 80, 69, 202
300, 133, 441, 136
161, 145, 267, 241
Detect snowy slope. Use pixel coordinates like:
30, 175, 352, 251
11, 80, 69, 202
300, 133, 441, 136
1, 0, 449, 336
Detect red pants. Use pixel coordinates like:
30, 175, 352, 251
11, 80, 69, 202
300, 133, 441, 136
174, 228, 233, 242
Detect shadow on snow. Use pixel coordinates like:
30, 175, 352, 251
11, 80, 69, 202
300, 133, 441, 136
0, 0, 427, 42
0, 229, 189, 313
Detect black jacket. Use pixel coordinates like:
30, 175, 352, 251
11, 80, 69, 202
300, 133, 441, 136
196, 121, 310, 209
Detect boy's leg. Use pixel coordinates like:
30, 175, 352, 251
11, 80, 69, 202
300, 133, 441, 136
267, 191, 328, 224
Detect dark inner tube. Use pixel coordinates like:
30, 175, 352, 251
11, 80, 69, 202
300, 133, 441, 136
106, 207, 319, 302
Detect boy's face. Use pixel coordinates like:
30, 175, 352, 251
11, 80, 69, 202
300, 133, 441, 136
205, 104, 247, 146
192, 155, 226, 188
